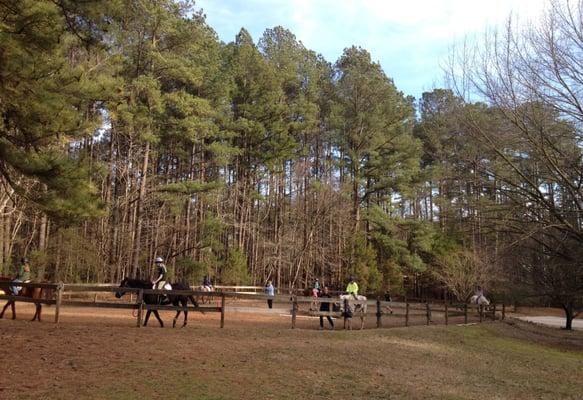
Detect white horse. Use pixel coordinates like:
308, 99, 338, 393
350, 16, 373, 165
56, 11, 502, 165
198, 285, 213, 304
470, 294, 490, 306
339, 294, 368, 330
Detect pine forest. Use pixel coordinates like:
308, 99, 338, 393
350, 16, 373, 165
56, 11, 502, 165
1, 0, 582, 326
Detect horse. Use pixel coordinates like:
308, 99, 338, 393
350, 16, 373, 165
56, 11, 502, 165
115, 278, 199, 328
339, 294, 368, 330
0, 277, 54, 321
198, 285, 213, 304
470, 294, 490, 306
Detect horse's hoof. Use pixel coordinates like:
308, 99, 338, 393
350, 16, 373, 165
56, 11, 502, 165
181, 324, 186, 328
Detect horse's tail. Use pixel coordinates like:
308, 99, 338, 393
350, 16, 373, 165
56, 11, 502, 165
189, 295, 202, 311
40, 281, 55, 305
44, 287, 55, 303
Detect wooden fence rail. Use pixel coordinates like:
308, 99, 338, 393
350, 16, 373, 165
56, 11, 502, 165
0, 281, 59, 290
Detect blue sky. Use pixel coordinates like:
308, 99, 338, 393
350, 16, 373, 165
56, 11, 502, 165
196, 0, 546, 100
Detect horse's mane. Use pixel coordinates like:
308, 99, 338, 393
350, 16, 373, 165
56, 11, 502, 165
122, 278, 152, 288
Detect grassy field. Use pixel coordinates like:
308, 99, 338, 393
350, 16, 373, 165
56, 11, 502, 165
1, 313, 582, 400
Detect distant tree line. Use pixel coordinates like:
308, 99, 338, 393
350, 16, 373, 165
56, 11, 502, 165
0, 0, 580, 327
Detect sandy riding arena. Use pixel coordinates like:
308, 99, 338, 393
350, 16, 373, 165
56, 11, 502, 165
1, 302, 583, 400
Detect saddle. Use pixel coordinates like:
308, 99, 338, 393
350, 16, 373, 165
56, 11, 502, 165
12, 280, 31, 296
153, 281, 172, 291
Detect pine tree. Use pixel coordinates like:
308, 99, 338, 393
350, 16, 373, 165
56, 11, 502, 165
0, 0, 114, 222
333, 47, 420, 232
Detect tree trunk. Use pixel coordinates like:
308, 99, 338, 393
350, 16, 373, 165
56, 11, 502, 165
562, 302, 574, 330
131, 141, 150, 277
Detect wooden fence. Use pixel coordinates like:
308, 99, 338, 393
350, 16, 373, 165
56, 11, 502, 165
0, 282, 225, 327
0, 282, 505, 330
288, 295, 504, 329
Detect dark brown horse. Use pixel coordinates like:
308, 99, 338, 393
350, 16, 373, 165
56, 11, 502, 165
0, 277, 54, 321
115, 278, 200, 328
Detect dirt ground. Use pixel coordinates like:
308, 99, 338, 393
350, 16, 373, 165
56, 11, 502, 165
1, 300, 583, 400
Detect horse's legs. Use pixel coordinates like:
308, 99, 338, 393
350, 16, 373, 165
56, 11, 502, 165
153, 310, 164, 327
0, 300, 10, 318
182, 299, 188, 327
31, 303, 41, 321
37, 304, 42, 322
2, 300, 17, 320
172, 310, 180, 328
31, 303, 38, 321
144, 310, 152, 326
0, 300, 15, 319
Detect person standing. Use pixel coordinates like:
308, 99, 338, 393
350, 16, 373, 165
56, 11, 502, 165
11, 257, 31, 295
319, 287, 335, 330
346, 276, 359, 298
384, 290, 394, 314
265, 280, 275, 309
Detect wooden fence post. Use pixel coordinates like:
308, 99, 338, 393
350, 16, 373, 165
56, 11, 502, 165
444, 301, 449, 326
502, 303, 506, 320
220, 293, 226, 328
54, 282, 64, 324
426, 302, 430, 325
376, 297, 382, 328
291, 295, 297, 329
464, 303, 468, 324
405, 299, 410, 327
492, 304, 496, 321
479, 305, 483, 322
136, 289, 144, 328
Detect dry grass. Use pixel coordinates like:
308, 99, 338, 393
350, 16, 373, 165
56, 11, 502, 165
1, 303, 582, 400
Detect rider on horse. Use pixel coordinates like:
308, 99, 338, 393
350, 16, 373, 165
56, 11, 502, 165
474, 285, 484, 303
152, 257, 170, 290
313, 278, 321, 293
152, 256, 171, 302
346, 276, 359, 300
11, 257, 31, 295
202, 274, 212, 290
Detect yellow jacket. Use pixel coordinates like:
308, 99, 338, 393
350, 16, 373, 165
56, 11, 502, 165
346, 281, 359, 295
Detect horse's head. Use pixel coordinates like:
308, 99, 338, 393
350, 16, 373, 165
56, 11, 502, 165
115, 278, 130, 298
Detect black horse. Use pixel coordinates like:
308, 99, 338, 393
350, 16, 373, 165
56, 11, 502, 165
115, 278, 199, 328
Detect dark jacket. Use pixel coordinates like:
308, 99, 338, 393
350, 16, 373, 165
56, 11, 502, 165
319, 293, 333, 312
